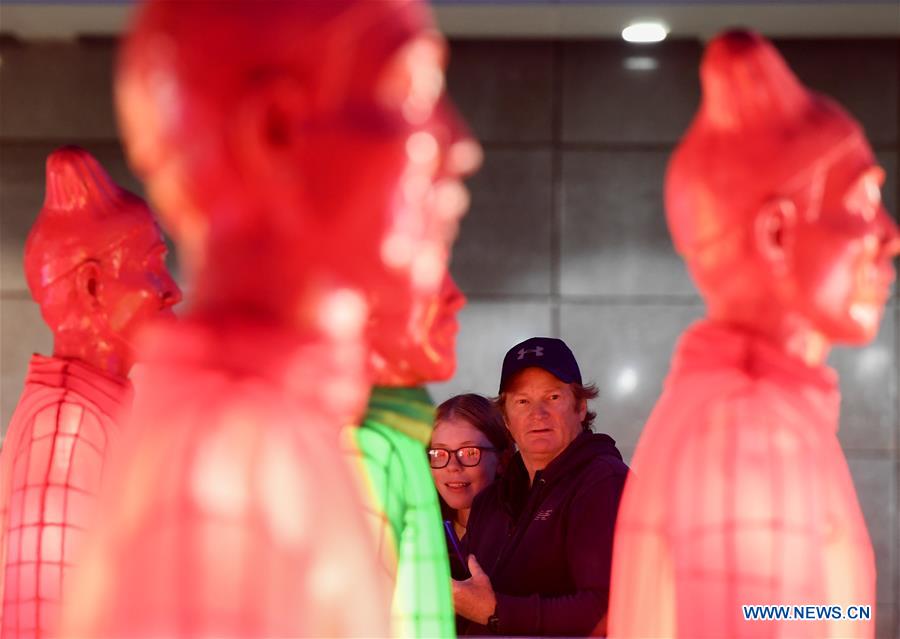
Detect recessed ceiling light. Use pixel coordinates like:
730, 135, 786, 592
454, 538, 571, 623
622, 21, 669, 44
623, 56, 659, 71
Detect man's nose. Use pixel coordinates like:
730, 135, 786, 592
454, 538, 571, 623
531, 402, 550, 417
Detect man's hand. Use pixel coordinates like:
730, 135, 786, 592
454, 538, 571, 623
451, 555, 497, 625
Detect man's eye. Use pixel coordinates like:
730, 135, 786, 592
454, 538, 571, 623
515, 398, 528, 405
549, 394, 560, 400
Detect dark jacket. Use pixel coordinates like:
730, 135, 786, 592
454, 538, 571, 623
461, 431, 628, 636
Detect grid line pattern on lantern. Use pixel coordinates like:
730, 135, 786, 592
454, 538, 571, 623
1, 363, 118, 639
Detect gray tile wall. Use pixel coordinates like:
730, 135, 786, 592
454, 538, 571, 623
1, 37, 898, 637
439, 38, 900, 637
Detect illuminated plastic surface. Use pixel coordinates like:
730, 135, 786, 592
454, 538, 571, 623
348, 274, 468, 637
0, 146, 180, 639
348, 386, 454, 638
609, 31, 897, 639
59, 1, 475, 637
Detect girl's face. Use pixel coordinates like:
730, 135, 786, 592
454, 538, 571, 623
429, 417, 500, 512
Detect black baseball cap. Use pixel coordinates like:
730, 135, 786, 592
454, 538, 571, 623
499, 337, 582, 393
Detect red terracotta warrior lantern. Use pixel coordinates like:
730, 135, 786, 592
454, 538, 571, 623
0, 146, 180, 639
345, 31, 479, 639
609, 30, 897, 639
59, 1, 475, 637
351, 271, 470, 638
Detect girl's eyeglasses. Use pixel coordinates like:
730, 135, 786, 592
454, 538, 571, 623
427, 446, 496, 469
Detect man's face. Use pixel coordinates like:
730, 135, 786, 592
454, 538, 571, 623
502, 367, 586, 470
95, 217, 182, 368
791, 148, 900, 344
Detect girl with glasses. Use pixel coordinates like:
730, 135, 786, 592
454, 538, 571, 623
429, 394, 512, 579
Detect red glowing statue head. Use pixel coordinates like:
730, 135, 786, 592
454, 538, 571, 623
365, 96, 478, 386
23, 146, 182, 377
116, 0, 480, 338
368, 272, 466, 386
667, 31, 899, 349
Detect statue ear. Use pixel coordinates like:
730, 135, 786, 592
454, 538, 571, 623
229, 74, 312, 228
232, 74, 310, 178
74, 260, 103, 309
754, 197, 797, 274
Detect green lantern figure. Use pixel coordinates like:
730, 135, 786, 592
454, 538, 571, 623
347, 274, 473, 637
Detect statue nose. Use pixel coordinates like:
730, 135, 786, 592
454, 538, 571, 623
162, 279, 183, 308
880, 212, 900, 258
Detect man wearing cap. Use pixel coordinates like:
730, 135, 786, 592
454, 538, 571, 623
452, 337, 628, 636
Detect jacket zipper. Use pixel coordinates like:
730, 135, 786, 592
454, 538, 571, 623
491, 477, 547, 575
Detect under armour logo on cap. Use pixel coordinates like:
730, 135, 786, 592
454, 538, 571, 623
500, 337, 582, 392
517, 346, 544, 360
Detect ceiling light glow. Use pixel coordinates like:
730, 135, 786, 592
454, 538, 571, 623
623, 56, 659, 71
622, 22, 668, 44
615, 367, 639, 396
